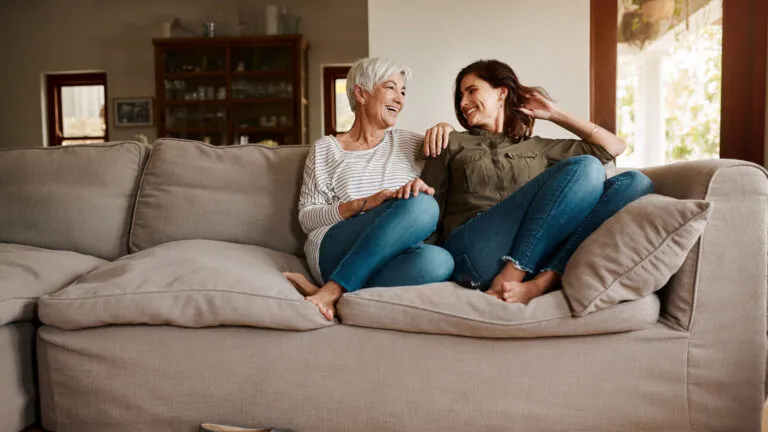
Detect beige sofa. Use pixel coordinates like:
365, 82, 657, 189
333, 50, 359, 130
0, 139, 766, 432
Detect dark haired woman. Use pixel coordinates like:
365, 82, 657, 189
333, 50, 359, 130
421, 59, 653, 304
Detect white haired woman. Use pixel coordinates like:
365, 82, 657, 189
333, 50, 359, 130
284, 57, 454, 320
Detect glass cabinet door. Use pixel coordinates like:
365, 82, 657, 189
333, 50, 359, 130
165, 105, 227, 146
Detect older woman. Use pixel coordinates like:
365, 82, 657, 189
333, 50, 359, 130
284, 57, 454, 321
421, 59, 653, 304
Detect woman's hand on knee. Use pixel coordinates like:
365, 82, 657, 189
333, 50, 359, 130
396, 178, 435, 200
423, 122, 454, 157
339, 189, 395, 219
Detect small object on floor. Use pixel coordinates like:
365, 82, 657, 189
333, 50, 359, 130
199, 423, 294, 432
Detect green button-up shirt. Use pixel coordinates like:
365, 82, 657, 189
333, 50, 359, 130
421, 128, 615, 243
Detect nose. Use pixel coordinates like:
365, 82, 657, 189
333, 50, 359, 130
460, 95, 470, 111
393, 92, 404, 104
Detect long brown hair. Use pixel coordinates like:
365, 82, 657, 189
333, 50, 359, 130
453, 59, 551, 142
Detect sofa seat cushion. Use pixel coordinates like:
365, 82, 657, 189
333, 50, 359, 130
0, 244, 106, 325
337, 283, 660, 338
38, 239, 333, 331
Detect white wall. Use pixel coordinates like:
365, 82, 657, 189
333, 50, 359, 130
368, 0, 590, 138
0, 0, 367, 148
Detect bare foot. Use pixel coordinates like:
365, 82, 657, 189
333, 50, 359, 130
488, 261, 526, 295
484, 286, 504, 301
305, 283, 345, 321
283, 272, 320, 296
502, 271, 560, 305
500, 280, 548, 305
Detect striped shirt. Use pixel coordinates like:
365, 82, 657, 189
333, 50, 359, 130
299, 129, 425, 283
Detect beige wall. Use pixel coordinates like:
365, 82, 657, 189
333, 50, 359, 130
0, 0, 367, 148
368, 0, 590, 139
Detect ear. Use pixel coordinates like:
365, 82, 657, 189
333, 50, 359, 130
354, 85, 368, 106
498, 87, 509, 101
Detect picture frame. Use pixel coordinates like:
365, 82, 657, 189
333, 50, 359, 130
113, 97, 154, 127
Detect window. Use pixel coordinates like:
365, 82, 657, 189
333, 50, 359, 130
322, 66, 353, 135
590, 0, 766, 166
45, 72, 108, 146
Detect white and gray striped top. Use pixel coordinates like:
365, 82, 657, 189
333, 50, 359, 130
299, 129, 425, 283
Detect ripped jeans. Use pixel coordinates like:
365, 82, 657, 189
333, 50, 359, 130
443, 155, 653, 289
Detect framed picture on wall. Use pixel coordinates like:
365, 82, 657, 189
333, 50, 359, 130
113, 97, 154, 127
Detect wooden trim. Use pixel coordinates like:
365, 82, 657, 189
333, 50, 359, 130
590, 0, 618, 133
322, 66, 351, 136
720, 0, 767, 164
45, 72, 108, 146
153, 35, 304, 46
591, 0, 767, 164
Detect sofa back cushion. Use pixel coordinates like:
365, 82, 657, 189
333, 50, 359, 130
130, 139, 309, 256
0, 142, 148, 260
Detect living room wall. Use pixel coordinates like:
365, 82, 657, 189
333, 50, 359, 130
0, 0, 367, 148
370, 0, 768, 168
368, 0, 590, 139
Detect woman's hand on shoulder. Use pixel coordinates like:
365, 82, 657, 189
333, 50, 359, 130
423, 122, 454, 157
395, 178, 435, 200
518, 91, 560, 121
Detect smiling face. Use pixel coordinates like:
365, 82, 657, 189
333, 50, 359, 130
458, 73, 508, 132
357, 72, 406, 129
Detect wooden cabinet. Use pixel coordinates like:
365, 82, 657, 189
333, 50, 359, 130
153, 35, 308, 146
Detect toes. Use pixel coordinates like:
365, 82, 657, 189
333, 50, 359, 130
321, 306, 335, 321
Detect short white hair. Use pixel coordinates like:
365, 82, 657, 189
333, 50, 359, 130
346, 57, 412, 112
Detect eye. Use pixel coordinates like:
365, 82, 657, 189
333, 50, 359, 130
401, 91, 406, 97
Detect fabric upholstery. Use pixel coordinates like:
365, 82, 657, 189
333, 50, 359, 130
37, 323, 691, 432
0, 142, 148, 260
0, 322, 36, 432
130, 139, 309, 256
39, 239, 332, 331
563, 194, 712, 316
337, 283, 659, 338
0, 243, 106, 325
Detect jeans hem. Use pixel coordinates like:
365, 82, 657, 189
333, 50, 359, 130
500, 255, 533, 273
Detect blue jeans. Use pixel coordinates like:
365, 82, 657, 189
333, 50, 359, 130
444, 155, 653, 289
319, 194, 454, 292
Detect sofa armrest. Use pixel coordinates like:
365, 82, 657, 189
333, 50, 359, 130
638, 159, 768, 331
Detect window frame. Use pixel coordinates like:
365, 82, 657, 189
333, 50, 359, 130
45, 72, 109, 146
322, 66, 352, 136
590, 0, 767, 165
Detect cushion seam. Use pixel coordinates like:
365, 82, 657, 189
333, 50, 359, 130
43, 288, 308, 303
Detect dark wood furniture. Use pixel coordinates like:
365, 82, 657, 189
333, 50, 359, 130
153, 35, 308, 146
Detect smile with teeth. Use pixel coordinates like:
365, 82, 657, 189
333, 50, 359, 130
385, 105, 399, 113
465, 107, 478, 116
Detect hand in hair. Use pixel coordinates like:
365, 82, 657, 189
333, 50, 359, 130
517, 91, 560, 122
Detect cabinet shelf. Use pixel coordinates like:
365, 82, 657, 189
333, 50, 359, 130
232, 70, 293, 78
154, 36, 309, 146
231, 97, 294, 104
166, 127, 226, 134
236, 127, 294, 134
165, 71, 227, 78
165, 100, 227, 106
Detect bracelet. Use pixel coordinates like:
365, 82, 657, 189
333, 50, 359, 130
355, 199, 368, 216
585, 124, 600, 142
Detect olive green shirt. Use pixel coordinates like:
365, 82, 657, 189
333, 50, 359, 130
421, 128, 615, 244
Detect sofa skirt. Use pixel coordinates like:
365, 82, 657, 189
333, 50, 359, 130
35, 322, 707, 432
0, 322, 37, 432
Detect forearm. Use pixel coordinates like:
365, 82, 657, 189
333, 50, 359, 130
338, 198, 366, 220
550, 110, 627, 157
